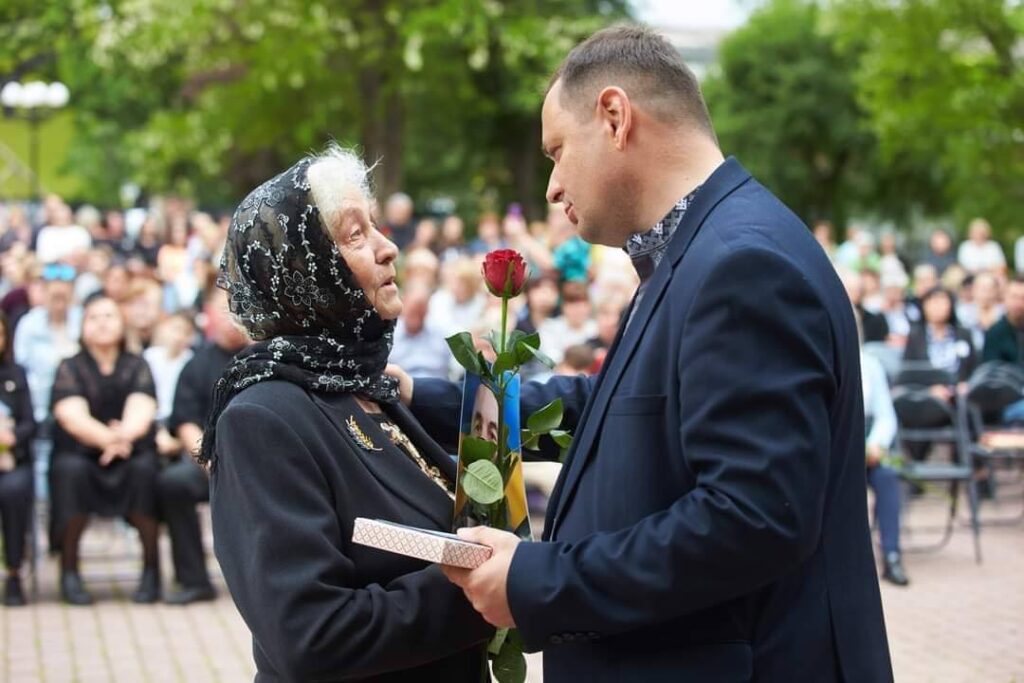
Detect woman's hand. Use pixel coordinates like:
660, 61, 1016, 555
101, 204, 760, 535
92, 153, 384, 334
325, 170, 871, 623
385, 364, 414, 406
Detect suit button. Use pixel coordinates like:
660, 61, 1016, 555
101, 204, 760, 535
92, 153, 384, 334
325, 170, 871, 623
587, 632, 600, 641
563, 633, 575, 643
549, 635, 563, 645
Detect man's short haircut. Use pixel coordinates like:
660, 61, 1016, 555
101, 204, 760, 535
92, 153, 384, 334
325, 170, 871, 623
550, 24, 716, 139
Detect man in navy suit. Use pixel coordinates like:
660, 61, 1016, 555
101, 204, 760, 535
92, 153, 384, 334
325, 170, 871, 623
397, 25, 893, 682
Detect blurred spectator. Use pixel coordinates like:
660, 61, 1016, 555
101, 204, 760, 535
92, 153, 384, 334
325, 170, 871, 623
902, 287, 978, 464
0, 249, 37, 328
957, 218, 1005, 275
982, 275, 1024, 365
131, 218, 163, 268
96, 210, 132, 256
428, 259, 486, 337
879, 271, 911, 347
861, 269, 883, 312
878, 231, 909, 282
503, 210, 554, 274
76, 205, 104, 243
906, 263, 940, 325
834, 223, 862, 267
123, 278, 165, 354
0, 205, 34, 253
812, 220, 835, 260
840, 231, 881, 273
102, 261, 132, 305
588, 295, 628, 372
158, 216, 193, 310
838, 267, 888, 343
1015, 234, 1024, 275
143, 315, 195, 424
382, 193, 415, 251
438, 215, 469, 264
859, 318, 908, 587
14, 263, 82, 424
36, 202, 92, 265
159, 287, 247, 604
401, 248, 440, 289
49, 293, 161, 605
0, 311, 36, 605
468, 213, 506, 256
549, 206, 590, 282
408, 218, 438, 254
515, 273, 560, 337
922, 228, 957, 276
539, 281, 597, 364
389, 282, 449, 380
74, 247, 111, 303
958, 273, 1003, 353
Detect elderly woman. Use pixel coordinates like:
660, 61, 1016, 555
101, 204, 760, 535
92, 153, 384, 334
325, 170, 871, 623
50, 292, 161, 605
201, 146, 491, 682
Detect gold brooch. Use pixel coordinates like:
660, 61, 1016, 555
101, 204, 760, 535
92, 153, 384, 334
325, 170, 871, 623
346, 415, 382, 452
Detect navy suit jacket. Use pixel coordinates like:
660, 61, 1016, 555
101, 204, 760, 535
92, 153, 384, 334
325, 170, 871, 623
413, 158, 893, 682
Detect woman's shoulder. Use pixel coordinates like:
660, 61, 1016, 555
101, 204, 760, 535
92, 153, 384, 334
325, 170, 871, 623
220, 381, 345, 426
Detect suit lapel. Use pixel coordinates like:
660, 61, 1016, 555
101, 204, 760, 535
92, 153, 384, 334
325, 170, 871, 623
548, 158, 752, 538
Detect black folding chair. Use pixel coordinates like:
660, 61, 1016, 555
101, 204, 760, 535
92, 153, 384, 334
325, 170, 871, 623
892, 361, 982, 563
965, 362, 1024, 524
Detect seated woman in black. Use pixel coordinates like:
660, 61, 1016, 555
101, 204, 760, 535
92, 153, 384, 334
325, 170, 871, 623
0, 311, 36, 605
200, 145, 491, 682
50, 292, 161, 605
901, 285, 978, 461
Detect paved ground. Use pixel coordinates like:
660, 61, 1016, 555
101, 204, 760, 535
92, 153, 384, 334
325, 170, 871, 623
1, 471, 1022, 682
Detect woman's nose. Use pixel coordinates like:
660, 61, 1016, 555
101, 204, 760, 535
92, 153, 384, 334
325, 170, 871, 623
377, 233, 399, 263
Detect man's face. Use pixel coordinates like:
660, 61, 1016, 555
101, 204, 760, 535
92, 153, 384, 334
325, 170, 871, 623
471, 384, 499, 444
44, 280, 73, 314
401, 294, 428, 335
1005, 283, 1024, 325
542, 81, 635, 247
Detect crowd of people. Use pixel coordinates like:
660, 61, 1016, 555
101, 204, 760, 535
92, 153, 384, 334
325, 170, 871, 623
0, 190, 1019, 606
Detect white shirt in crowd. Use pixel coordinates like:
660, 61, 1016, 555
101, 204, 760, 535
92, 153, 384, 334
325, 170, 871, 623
957, 240, 1005, 274
35, 224, 93, 264
1015, 235, 1024, 274
538, 316, 598, 365
427, 290, 487, 339
143, 346, 194, 422
389, 320, 450, 381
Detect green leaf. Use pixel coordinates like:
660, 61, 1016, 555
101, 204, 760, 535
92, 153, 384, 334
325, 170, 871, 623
492, 350, 518, 376
485, 330, 503, 355
518, 339, 554, 369
507, 329, 528, 349
461, 460, 504, 505
549, 429, 573, 448
513, 332, 541, 365
527, 399, 563, 434
460, 436, 497, 465
492, 629, 527, 683
520, 429, 540, 452
446, 332, 482, 376
488, 627, 509, 656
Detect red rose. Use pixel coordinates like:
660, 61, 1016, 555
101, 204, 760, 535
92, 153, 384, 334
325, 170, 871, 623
481, 249, 528, 299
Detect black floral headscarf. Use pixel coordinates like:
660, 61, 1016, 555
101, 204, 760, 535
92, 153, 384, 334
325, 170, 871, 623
198, 157, 398, 466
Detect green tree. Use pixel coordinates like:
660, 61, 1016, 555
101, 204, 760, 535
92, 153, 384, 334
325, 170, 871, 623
831, 0, 1024, 241
4, 0, 627, 216
702, 0, 877, 226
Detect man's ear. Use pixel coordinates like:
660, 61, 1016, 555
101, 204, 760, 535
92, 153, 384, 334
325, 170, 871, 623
596, 86, 632, 151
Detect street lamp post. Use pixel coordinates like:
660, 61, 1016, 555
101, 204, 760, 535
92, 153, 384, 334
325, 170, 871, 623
0, 80, 70, 199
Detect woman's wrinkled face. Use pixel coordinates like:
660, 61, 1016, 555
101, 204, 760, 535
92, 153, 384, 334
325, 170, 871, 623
333, 193, 402, 320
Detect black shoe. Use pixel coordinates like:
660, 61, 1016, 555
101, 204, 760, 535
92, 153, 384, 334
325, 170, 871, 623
132, 566, 161, 604
164, 584, 217, 606
61, 571, 94, 606
4, 576, 26, 606
882, 552, 910, 587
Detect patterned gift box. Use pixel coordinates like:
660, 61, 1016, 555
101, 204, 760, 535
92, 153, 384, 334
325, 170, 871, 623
352, 518, 493, 569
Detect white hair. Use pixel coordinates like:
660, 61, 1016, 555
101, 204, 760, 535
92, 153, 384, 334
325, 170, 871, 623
306, 142, 375, 238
